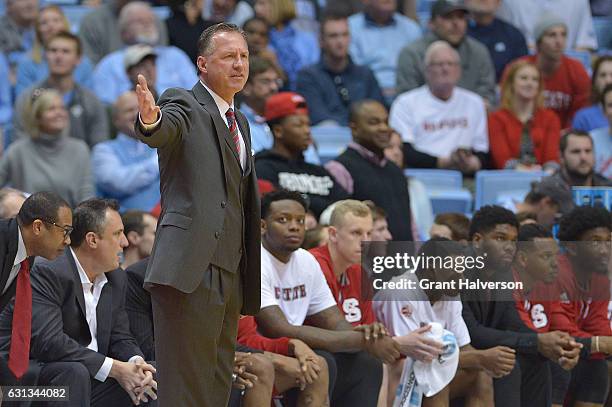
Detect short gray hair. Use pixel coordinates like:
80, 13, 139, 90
197, 23, 247, 57
118, 1, 153, 33
424, 40, 460, 67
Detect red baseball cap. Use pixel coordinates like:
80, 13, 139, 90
264, 92, 309, 121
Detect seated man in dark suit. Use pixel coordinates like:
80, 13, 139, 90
0, 198, 157, 406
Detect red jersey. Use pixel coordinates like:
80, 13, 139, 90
550, 255, 611, 341
503, 56, 590, 128
512, 267, 557, 333
237, 316, 290, 355
309, 245, 375, 326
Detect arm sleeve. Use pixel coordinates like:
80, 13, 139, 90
474, 46, 497, 106
237, 316, 291, 355
91, 143, 159, 197
0, 54, 12, 125
461, 299, 539, 353
364, 68, 386, 107
107, 271, 145, 363
403, 142, 438, 168
91, 60, 121, 105
85, 95, 110, 147
260, 262, 279, 309
324, 160, 354, 194
134, 88, 190, 149
568, 62, 592, 126
471, 99, 489, 153
29, 263, 106, 377
307, 260, 338, 317
541, 111, 561, 164
488, 112, 513, 169
395, 46, 423, 95
295, 69, 335, 125
78, 146, 95, 203
574, 0, 598, 49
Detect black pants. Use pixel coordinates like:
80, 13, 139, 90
34, 361, 157, 407
551, 357, 610, 404
314, 350, 382, 407
494, 353, 552, 407
151, 265, 241, 407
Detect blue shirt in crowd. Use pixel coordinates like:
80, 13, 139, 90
15, 55, 95, 97
92, 45, 197, 104
589, 127, 612, 179
348, 12, 421, 98
467, 17, 529, 81
269, 22, 319, 91
0, 53, 11, 128
572, 104, 608, 132
296, 58, 385, 126
92, 133, 160, 211
241, 102, 321, 165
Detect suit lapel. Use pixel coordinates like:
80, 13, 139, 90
0, 220, 19, 296
65, 248, 87, 321
192, 83, 241, 165
96, 281, 112, 355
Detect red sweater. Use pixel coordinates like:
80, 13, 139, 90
237, 316, 290, 356
488, 108, 561, 169
509, 55, 590, 129
309, 244, 375, 326
550, 255, 611, 360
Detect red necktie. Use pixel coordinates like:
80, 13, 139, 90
8, 260, 31, 379
225, 108, 241, 157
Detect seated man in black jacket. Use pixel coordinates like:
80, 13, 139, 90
462, 205, 580, 407
255, 92, 349, 218
0, 199, 157, 406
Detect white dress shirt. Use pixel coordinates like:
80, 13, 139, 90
139, 80, 247, 170
69, 248, 143, 381
3, 226, 27, 294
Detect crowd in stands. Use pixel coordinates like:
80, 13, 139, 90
0, 0, 610, 406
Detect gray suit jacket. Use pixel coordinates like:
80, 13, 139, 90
134, 82, 261, 315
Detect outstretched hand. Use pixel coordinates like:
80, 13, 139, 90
135, 74, 160, 125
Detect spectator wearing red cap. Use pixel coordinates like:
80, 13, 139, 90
255, 92, 349, 217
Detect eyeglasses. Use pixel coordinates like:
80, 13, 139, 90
41, 219, 73, 238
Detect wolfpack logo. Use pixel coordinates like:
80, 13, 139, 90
275, 285, 307, 301
278, 172, 334, 196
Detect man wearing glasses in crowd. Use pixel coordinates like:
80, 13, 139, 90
0, 191, 73, 385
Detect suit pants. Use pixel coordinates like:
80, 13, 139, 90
34, 361, 157, 407
150, 265, 241, 407
494, 353, 552, 407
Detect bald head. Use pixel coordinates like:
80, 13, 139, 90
113, 91, 139, 137
424, 41, 461, 98
118, 1, 159, 45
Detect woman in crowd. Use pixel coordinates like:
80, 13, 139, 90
15, 5, 93, 96
572, 55, 612, 131
254, 0, 318, 90
488, 60, 560, 171
0, 89, 93, 207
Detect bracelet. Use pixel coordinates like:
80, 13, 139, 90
595, 336, 600, 353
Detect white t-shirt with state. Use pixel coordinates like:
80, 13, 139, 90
260, 245, 337, 326
389, 85, 489, 158
372, 273, 471, 347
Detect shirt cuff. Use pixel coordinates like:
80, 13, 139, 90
129, 355, 145, 364
94, 357, 114, 382
138, 112, 162, 131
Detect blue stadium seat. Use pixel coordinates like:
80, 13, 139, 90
565, 50, 592, 74
404, 169, 462, 190
474, 170, 547, 209
405, 169, 472, 214
310, 125, 352, 164
428, 189, 473, 215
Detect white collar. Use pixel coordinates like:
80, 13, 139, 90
200, 80, 234, 117
14, 225, 27, 267
70, 247, 108, 287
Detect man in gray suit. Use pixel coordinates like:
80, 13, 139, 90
135, 22, 261, 406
